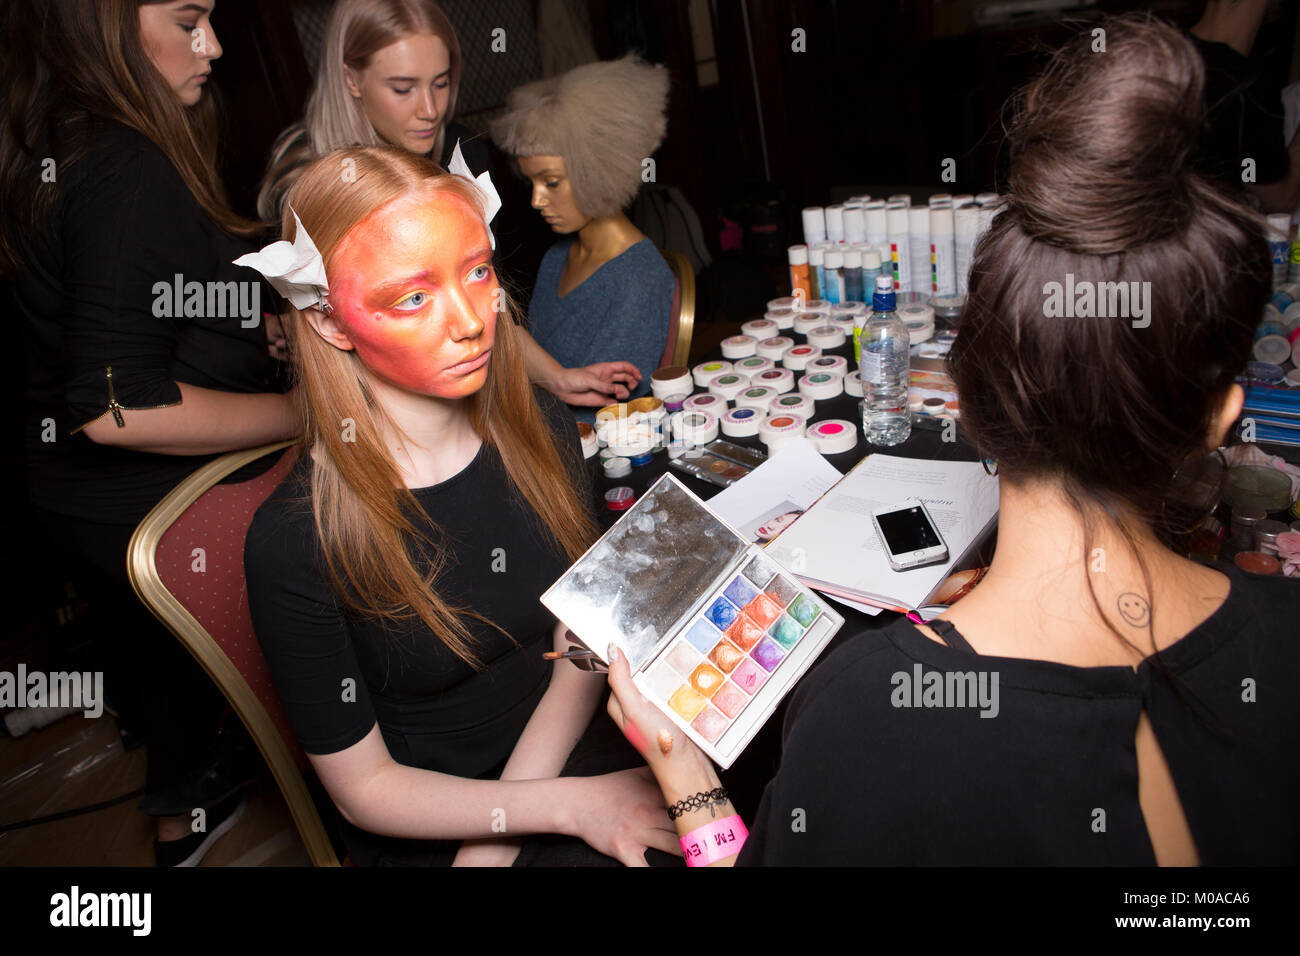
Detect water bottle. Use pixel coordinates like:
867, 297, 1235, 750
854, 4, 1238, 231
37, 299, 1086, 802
860, 274, 911, 446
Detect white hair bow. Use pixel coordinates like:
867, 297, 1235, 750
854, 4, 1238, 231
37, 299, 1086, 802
447, 140, 502, 249
234, 208, 331, 312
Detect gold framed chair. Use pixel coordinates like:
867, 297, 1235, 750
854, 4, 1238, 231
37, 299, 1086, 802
127, 440, 341, 867
661, 249, 697, 368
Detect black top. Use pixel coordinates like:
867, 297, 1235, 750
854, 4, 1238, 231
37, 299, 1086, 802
739, 564, 1300, 865
15, 117, 281, 527
245, 388, 589, 776
1189, 34, 1290, 189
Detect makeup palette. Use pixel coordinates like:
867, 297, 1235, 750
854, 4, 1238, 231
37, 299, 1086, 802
541, 474, 843, 768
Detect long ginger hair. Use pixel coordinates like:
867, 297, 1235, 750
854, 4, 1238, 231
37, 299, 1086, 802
281, 146, 595, 667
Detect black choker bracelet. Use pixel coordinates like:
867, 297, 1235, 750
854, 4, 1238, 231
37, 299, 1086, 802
667, 787, 730, 820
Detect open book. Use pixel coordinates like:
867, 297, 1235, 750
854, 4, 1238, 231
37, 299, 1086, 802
760, 453, 1000, 612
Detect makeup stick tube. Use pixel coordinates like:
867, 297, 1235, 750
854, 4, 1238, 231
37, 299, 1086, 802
825, 204, 845, 243
929, 204, 957, 296
801, 206, 827, 245
864, 201, 888, 247
842, 205, 866, 245
953, 204, 979, 297
908, 206, 931, 295
887, 204, 912, 292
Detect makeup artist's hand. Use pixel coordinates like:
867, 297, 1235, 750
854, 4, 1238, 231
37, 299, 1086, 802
566, 767, 681, 866
606, 647, 721, 801
546, 361, 641, 406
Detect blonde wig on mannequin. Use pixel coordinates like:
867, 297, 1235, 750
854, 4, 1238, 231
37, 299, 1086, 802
489, 55, 669, 219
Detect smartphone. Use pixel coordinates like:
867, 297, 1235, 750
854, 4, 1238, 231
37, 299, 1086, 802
871, 499, 949, 571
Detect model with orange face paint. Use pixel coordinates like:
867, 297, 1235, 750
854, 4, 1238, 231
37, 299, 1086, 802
245, 146, 680, 868
256, 0, 641, 409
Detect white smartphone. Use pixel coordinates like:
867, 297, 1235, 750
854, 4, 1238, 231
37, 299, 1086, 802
871, 499, 949, 571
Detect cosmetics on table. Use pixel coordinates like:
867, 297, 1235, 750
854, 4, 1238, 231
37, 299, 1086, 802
669, 439, 767, 488
542, 474, 843, 767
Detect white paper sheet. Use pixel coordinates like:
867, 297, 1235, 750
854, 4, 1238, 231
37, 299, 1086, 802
763, 453, 999, 610
704, 438, 842, 545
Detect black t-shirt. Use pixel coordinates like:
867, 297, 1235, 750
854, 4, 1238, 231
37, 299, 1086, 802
739, 564, 1300, 865
1190, 34, 1291, 189
15, 117, 281, 527
245, 389, 590, 860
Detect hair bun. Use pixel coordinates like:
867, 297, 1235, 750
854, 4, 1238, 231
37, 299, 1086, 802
1005, 15, 1208, 255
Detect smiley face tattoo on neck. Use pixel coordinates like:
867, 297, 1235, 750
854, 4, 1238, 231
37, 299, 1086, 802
1116, 592, 1151, 628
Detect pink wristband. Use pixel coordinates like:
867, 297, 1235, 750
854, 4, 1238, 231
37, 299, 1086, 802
680, 814, 748, 867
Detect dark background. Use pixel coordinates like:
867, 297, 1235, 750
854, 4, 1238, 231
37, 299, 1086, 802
207, 0, 1300, 318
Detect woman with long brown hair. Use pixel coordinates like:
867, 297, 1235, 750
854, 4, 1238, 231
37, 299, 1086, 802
256, 0, 637, 409
2, 0, 297, 865
243, 145, 678, 867
605, 14, 1299, 866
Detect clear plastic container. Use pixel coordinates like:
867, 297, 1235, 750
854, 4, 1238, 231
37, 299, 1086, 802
860, 275, 911, 447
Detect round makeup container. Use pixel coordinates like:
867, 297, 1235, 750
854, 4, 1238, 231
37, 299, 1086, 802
1234, 551, 1279, 575
767, 296, 798, 312
757, 336, 795, 362
1224, 466, 1292, 515
672, 410, 720, 444
604, 457, 632, 479
1244, 362, 1285, 385
1229, 506, 1267, 552
708, 373, 750, 401
721, 334, 758, 359
783, 345, 822, 371
769, 393, 814, 419
692, 360, 733, 388
900, 303, 936, 344
734, 356, 776, 376
1254, 334, 1291, 365
793, 311, 830, 335
662, 393, 689, 413
760, 413, 807, 453
736, 385, 778, 410
577, 422, 598, 459
683, 393, 726, 415
798, 372, 844, 400
843, 370, 865, 397
651, 365, 692, 399
753, 368, 796, 394
605, 486, 635, 511
741, 318, 778, 339
806, 419, 857, 455
721, 407, 764, 438
765, 308, 797, 330
1255, 519, 1291, 556
930, 293, 965, 328
807, 355, 849, 377
807, 325, 847, 349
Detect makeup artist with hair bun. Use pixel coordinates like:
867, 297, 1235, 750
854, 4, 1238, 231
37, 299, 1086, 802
491, 56, 675, 422
256, 0, 640, 409
244, 145, 681, 867
606, 14, 1300, 866
2, 0, 296, 865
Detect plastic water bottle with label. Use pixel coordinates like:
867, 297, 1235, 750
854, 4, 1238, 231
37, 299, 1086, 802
858, 274, 911, 446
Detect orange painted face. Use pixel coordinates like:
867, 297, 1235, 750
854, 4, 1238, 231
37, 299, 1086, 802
327, 187, 496, 399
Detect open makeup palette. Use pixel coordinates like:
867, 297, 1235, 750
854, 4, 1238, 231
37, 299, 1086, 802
542, 474, 843, 768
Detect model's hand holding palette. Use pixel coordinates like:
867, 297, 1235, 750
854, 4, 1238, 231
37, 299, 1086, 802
542, 474, 843, 767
